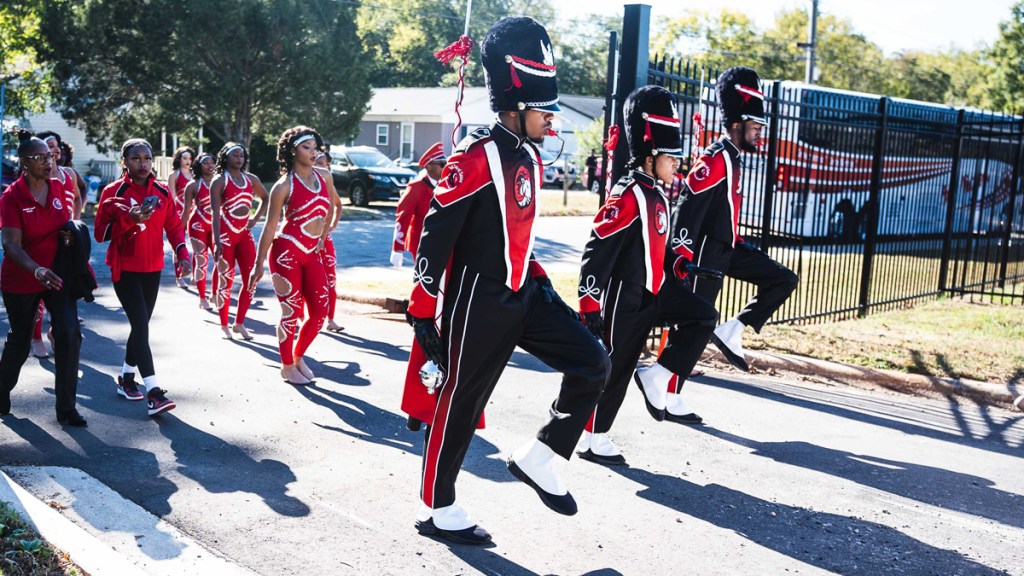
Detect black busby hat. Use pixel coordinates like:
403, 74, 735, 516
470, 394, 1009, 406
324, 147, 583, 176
481, 16, 560, 113
716, 67, 767, 127
624, 85, 684, 160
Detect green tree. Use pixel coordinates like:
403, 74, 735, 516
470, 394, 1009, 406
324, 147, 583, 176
549, 15, 620, 97
0, 1, 52, 119
35, 0, 370, 151
357, 0, 558, 89
988, 1, 1024, 112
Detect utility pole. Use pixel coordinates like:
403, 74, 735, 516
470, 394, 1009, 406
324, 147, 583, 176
797, 0, 819, 84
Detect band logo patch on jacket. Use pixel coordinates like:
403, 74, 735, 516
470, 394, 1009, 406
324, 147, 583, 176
655, 203, 668, 235
513, 165, 534, 209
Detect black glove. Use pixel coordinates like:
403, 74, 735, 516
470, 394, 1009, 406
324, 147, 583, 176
736, 240, 760, 252
582, 311, 605, 343
685, 263, 724, 281
535, 276, 580, 320
407, 313, 447, 369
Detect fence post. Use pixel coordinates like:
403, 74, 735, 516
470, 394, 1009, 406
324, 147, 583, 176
610, 4, 651, 187
858, 96, 888, 317
998, 117, 1024, 286
759, 80, 782, 251
599, 30, 618, 206
938, 109, 965, 294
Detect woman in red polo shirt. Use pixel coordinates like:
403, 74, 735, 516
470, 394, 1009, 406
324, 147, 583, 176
0, 131, 85, 426
95, 138, 189, 417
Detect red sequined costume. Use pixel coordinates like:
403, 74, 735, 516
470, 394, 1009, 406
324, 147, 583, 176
188, 177, 214, 299
214, 173, 257, 328
269, 171, 331, 365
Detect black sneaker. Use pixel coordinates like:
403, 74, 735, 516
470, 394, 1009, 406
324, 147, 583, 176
147, 387, 176, 416
117, 373, 144, 400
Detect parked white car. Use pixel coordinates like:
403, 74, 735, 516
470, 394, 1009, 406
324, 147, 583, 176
538, 148, 577, 189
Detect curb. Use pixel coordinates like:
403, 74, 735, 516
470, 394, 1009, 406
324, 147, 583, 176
336, 290, 1021, 411
740, 349, 1018, 409
0, 468, 141, 575
0, 466, 259, 576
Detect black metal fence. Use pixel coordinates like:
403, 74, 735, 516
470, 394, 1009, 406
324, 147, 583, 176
606, 5, 1023, 326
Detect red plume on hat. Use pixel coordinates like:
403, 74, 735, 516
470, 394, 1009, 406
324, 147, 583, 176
418, 142, 446, 168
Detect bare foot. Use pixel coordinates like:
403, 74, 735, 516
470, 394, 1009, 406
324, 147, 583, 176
221, 326, 233, 340
326, 319, 344, 332
295, 357, 315, 380
281, 365, 310, 385
232, 324, 253, 341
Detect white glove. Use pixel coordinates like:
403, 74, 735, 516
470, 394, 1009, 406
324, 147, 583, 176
390, 251, 404, 268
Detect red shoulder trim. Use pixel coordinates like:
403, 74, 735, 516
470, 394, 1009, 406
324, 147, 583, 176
686, 152, 727, 195
433, 142, 489, 208
592, 188, 639, 239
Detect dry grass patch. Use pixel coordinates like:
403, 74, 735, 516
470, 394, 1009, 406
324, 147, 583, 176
749, 297, 1024, 385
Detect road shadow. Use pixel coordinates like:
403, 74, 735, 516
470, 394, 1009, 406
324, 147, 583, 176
699, 427, 1024, 530
291, 382, 513, 484
610, 466, 1008, 575
153, 416, 310, 517
0, 415, 184, 560
320, 330, 407, 363
699, 376, 1024, 458
440, 547, 540, 576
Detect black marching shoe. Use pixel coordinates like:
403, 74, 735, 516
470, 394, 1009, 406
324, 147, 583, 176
415, 518, 492, 546
507, 458, 578, 516
56, 409, 88, 427
665, 412, 703, 425
577, 449, 627, 467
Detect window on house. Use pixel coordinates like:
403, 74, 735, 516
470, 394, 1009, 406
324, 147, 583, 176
376, 124, 388, 146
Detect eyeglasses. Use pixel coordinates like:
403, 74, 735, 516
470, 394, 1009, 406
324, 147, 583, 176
23, 153, 56, 164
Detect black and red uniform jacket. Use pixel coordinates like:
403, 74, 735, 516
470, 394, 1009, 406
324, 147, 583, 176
668, 136, 743, 278
578, 170, 669, 314
407, 122, 547, 320
95, 176, 187, 281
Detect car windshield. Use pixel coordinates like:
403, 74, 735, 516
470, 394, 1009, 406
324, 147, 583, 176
347, 150, 395, 168
537, 149, 556, 162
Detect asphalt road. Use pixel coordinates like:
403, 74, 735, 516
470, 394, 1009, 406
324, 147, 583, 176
0, 211, 1022, 575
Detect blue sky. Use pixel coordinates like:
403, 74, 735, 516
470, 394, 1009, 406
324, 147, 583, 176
563, 0, 1016, 55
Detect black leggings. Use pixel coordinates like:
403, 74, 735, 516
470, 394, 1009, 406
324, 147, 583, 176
112, 271, 161, 378
0, 289, 81, 413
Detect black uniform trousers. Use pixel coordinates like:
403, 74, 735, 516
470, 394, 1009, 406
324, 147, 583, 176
421, 266, 608, 509
655, 280, 719, 394
592, 278, 719, 433
692, 237, 798, 332
0, 289, 81, 414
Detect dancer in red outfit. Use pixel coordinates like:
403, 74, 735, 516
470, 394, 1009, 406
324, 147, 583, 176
210, 143, 268, 340
168, 147, 195, 289
250, 126, 336, 385
95, 138, 188, 417
390, 142, 445, 268
314, 151, 344, 333
181, 153, 216, 311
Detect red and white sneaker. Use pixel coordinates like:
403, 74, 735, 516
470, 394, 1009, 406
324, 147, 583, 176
116, 374, 144, 400
147, 387, 176, 416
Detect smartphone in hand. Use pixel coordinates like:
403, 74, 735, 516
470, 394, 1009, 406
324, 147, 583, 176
140, 195, 160, 212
